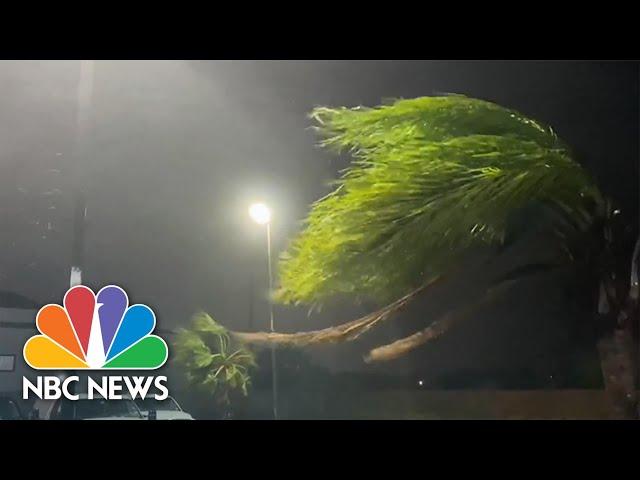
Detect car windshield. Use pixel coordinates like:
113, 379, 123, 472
0, 399, 21, 420
64, 399, 142, 419
136, 397, 180, 411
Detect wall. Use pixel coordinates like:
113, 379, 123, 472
240, 388, 614, 420
0, 307, 38, 395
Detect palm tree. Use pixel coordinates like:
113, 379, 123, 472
229, 95, 639, 419
173, 312, 256, 413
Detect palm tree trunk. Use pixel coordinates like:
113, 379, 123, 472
365, 277, 518, 363
596, 234, 639, 419
597, 322, 637, 419
231, 276, 443, 347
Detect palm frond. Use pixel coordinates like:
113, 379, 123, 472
277, 95, 603, 306
173, 312, 255, 404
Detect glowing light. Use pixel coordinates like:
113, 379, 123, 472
249, 203, 271, 225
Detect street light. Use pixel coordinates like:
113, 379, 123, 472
248, 202, 278, 420
248, 202, 271, 225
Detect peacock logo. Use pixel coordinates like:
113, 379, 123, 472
23, 285, 168, 370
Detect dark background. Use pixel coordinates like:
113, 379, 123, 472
0, 60, 637, 387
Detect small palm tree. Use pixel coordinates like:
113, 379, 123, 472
229, 95, 639, 419
173, 312, 256, 409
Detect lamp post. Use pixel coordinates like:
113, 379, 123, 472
248, 202, 278, 420
70, 60, 94, 288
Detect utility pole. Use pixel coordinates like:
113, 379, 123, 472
69, 61, 94, 288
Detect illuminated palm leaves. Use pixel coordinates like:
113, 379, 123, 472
173, 312, 256, 404
276, 95, 603, 306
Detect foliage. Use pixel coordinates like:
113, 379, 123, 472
276, 95, 604, 307
173, 312, 256, 405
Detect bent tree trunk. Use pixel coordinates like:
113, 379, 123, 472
597, 317, 637, 419
597, 236, 640, 419
231, 276, 443, 347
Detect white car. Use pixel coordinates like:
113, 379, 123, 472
135, 396, 194, 420
33, 394, 146, 420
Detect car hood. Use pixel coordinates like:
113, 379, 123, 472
140, 410, 194, 420
83, 417, 145, 420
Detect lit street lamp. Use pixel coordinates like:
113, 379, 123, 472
248, 202, 278, 420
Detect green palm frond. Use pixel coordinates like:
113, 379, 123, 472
173, 312, 256, 405
276, 95, 604, 306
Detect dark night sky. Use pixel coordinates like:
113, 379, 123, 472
0, 60, 637, 382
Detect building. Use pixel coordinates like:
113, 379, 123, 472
0, 291, 39, 397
